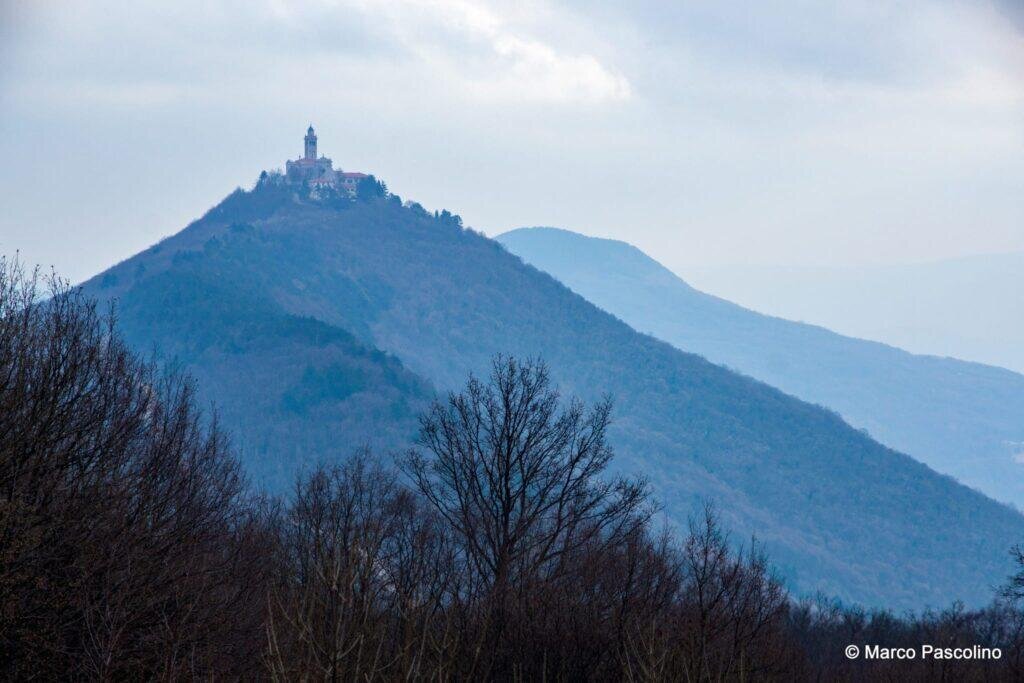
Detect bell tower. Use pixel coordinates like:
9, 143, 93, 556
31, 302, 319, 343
304, 125, 317, 160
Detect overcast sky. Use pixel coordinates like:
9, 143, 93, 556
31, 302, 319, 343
1, 0, 1022, 283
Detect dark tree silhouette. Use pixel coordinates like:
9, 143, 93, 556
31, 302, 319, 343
406, 356, 649, 595
0, 260, 271, 679
4, 260, 1024, 680
403, 355, 650, 674
265, 454, 456, 680
356, 174, 388, 200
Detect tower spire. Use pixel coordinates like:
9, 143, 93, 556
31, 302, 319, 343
304, 125, 317, 160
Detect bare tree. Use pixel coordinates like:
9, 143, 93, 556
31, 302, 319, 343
1002, 545, 1024, 603
0, 259, 270, 680
403, 355, 651, 674
265, 454, 456, 681
675, 504, 795, 680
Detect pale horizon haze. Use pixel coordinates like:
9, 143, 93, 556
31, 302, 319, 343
1, 0, 1022, 286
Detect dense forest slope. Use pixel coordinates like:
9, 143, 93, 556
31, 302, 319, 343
89, 210, 432, 490
82, 181, 1024, 609
497, 227, 1024, 509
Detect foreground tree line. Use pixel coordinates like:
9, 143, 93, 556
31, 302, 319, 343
2, 262, 1024, 681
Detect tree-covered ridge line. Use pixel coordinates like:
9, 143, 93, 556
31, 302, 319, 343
77, 177, 1024, 610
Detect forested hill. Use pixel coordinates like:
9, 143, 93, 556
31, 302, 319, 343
497, 227, 1024, 509
82, 179, 1024, 610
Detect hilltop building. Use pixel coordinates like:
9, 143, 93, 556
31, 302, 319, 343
285, 125, 367, 195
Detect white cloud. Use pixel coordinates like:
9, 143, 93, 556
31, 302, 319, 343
352, 0, 632, 104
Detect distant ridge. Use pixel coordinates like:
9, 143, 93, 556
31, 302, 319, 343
684, 252, 1024, 375
498, 227, 1024, 509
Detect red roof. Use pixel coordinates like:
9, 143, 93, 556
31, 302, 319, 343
339, 172, 367, 179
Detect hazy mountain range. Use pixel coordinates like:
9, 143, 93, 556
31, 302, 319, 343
80, 180, 1024, 610
683, 253, 1024, 375
497, 228, 1024, 509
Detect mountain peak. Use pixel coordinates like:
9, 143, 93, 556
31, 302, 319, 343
499, 227, 699, 292
80, 188, 1024, 610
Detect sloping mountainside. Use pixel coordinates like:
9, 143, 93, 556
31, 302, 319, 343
90, 209, 433, 489
497, 227, 1024, 509
82, 182, 1024, 610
